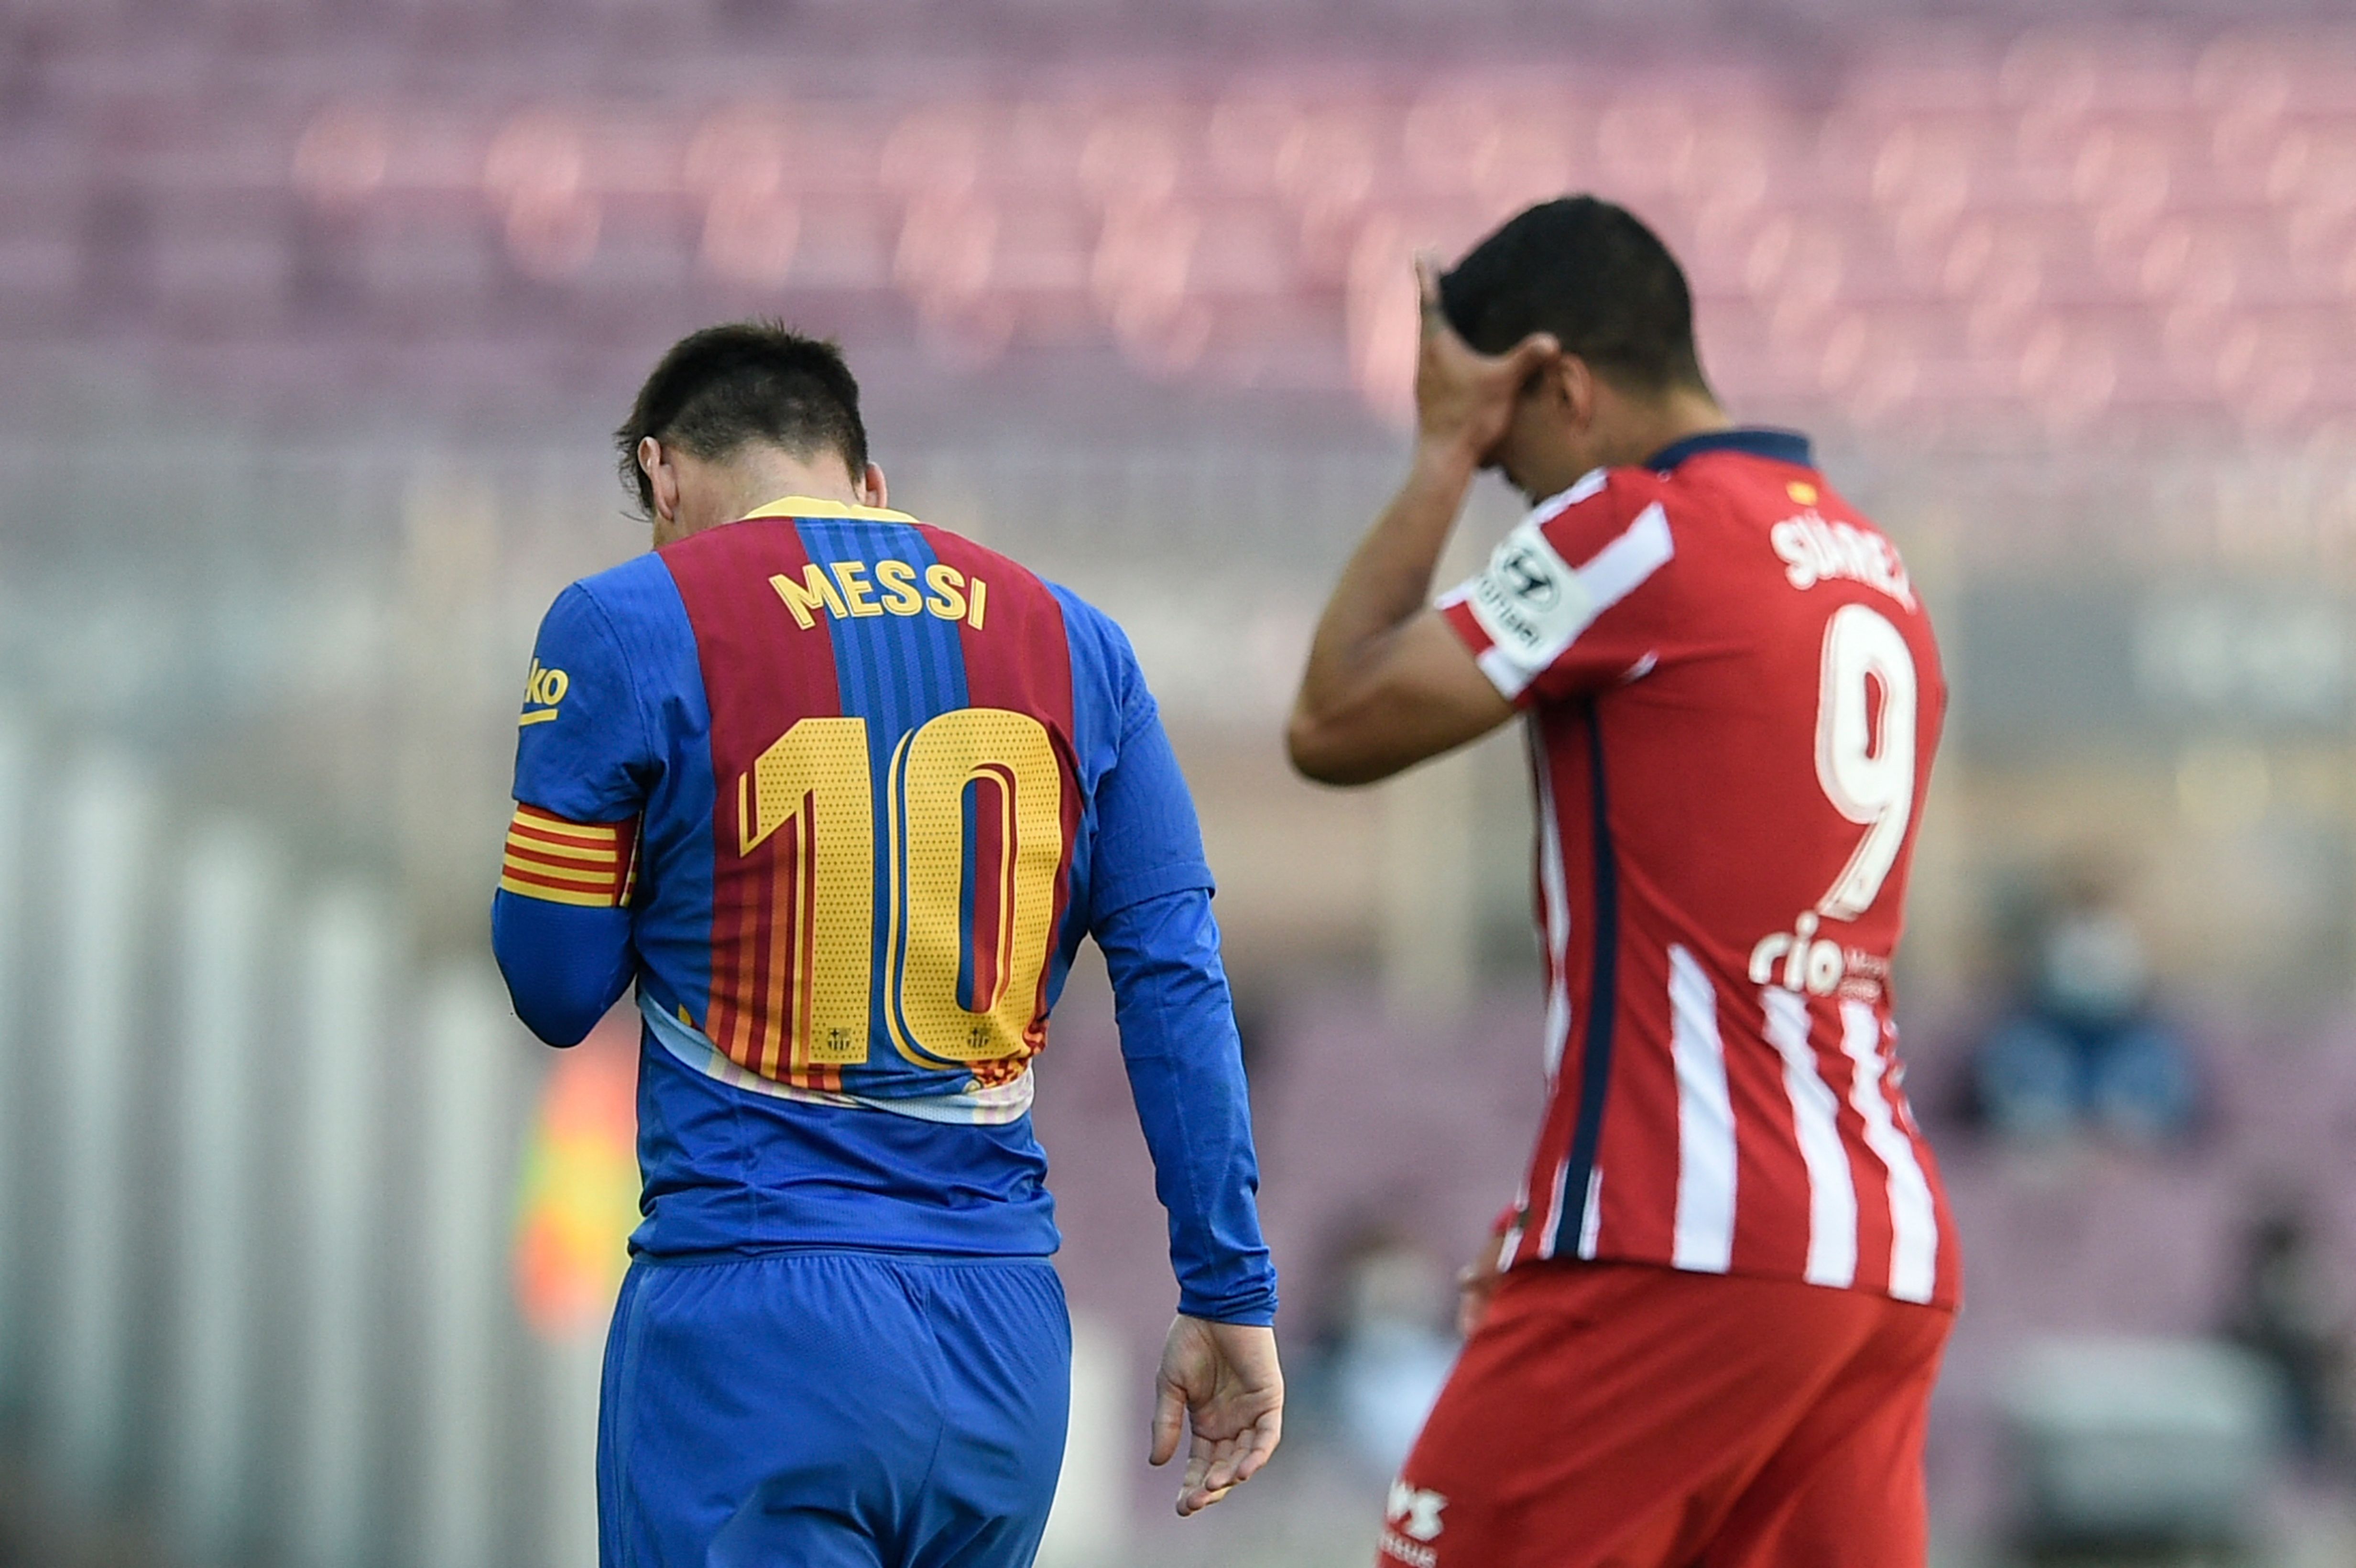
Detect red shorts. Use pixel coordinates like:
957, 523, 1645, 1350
1379, 1261, 1952, 1568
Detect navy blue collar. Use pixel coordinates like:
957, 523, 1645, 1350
1646, 427, 1814, 474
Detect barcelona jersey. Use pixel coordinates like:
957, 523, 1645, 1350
494, 496, 1275, 1323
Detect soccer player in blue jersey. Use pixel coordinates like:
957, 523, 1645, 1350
491, 323, 1283, 1567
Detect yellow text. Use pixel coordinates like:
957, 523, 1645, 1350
526, 659, 570, 706
772, 560, 989, 632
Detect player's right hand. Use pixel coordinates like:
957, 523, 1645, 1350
1455, 1262, 1500, 1339
1150, 1315, 1285, 1517
1457, 1217, 1512, 1338
1412, 254, 1560, 471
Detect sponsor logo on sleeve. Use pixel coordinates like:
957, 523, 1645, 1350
1465, 519, 1592, 665
520, 659, 568, 726
1497, 541, 1560, 608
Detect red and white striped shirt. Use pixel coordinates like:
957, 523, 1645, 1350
1438, 429, 1959, 1309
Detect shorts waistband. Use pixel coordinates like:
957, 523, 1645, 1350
633, 1243, 1057, 1271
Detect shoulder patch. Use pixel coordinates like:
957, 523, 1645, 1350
1465, 520, 1594, 667
1450, 500, 1675, 699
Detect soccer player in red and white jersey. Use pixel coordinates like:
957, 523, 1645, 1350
1289, 197, 1957, 1568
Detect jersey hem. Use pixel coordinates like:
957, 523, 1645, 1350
640, 993, 1036, 1124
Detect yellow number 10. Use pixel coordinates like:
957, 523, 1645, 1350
735, 708, 1064, 1078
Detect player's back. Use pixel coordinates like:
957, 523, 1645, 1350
1580, 444, 1941, 971
1443, 430, 1957, 1307
499, 327, 1279, 1568
506, 495, 1153, 1259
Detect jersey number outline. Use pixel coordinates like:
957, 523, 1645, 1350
735, 708, 1063, 1076
1813, 604, 1918, 922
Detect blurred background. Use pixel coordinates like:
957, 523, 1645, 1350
0, 0, 2353, 1563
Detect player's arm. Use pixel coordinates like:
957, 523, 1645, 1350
1287, 258, 1556, 785
492, 816, 637, 1046
1087, 666, 1283, 1516
491, 584, 655, 1047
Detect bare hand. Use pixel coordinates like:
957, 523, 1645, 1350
1149, 1316, 1285, 1517
1413, 254, 1560, 469
1457, 1227, 1509, 1339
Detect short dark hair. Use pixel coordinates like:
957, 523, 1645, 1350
1439, 196, 1708, 396
616, 321, 869, 514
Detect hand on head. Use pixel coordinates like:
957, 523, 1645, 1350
1412, 253, 1560, 471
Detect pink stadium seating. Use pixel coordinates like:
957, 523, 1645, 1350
8, 2, 2351, 444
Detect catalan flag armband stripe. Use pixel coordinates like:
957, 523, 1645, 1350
501, 805, 638, 908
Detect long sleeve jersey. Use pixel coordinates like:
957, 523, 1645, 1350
491, 495, 1277, 1324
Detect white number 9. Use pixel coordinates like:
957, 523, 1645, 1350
1814, 604, 1918, 921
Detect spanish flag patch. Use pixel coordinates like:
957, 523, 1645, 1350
500, 805, 638, 908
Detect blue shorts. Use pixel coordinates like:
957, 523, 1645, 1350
598, 1250, 1071, 1568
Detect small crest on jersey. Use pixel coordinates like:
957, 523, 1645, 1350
1787, 480, 1819, 505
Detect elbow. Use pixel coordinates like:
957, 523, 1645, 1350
1284, 709, 1350, 785
496, 961, 608, 1047
499, 965, 608, 1035
491, 940, 611, 1047
1285, 705, 1397, 787
491, 892, 629, 1047
514, 995, 602, 1048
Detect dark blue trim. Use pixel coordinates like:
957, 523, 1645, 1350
1647, 426, 1814, 473
1549, 703, 1619, 1259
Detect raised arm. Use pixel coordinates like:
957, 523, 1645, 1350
1086, 664, 1283, 1515
1286, 258, 1554, 785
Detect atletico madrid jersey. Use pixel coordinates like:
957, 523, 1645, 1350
1439, 430, 1960, 1309
493, 495, 1276, 1323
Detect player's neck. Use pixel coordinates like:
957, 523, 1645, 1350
1609, 385, 1733, 470
1520, 389, 1734, 502
720, 452, 869, 519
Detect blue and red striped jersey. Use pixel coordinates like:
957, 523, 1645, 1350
493, 496, 1276, 1322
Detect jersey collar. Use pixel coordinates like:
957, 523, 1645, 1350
1645, 427, 1815, 474
741, 494, 919, 525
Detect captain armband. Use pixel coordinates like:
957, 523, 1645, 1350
499, 805, 639, 908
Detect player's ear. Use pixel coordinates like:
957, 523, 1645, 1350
640, 437, 680, 523
1555, 356, 1597, 430
859, 462, 888, 510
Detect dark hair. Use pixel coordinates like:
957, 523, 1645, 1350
616, 320, 868, 514
1439, 196, 1708, 395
